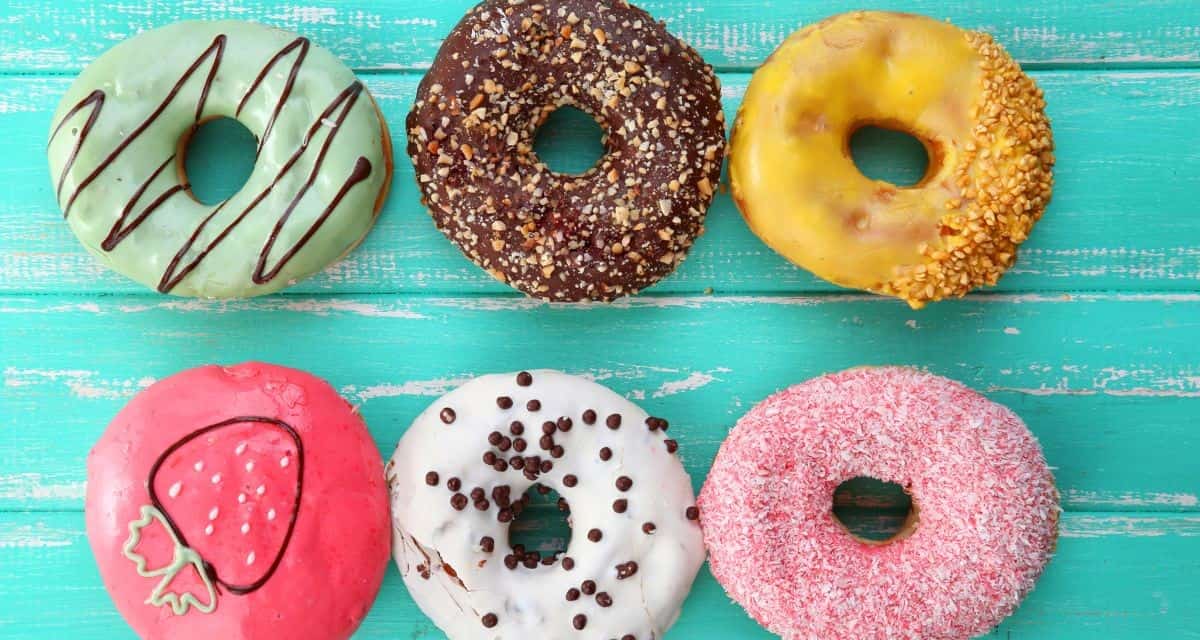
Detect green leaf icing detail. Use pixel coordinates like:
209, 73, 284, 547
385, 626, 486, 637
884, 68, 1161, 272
122, 505, 217, 615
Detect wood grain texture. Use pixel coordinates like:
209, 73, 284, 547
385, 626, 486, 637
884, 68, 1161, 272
3, 0, 1200, 638
2, 0, 1199, 72
4, 71, 1200, 295
3, 293, 1199, 513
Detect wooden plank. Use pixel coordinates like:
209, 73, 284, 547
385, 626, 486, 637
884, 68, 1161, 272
3, 70, 1199, 295
2, 0, 1198, 72
0, 511, 1196, 639
2, 293, 1199, 512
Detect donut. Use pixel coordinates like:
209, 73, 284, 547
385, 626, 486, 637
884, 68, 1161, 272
86, 363, 390, 640
407, 0, 726, 301
48, 21, 393, 298
387, 370, 704, 638
697, 367, 1059, 640
730, 12, 1054, 308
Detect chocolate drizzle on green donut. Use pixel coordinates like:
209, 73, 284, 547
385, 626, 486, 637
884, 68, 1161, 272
48, 34, 376, 293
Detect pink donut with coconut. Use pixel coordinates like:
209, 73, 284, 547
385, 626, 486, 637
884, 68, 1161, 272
86, 362, 390, 640
698, 367, 1059, 640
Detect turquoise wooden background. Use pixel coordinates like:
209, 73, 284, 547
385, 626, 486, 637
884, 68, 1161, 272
2, 1, 1199, 638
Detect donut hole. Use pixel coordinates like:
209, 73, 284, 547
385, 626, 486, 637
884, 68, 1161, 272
832, 477, 918, 544
507, 484, 573, 563
532, 105, 607, 176
848, 125, 932, 188
179, 117, 257, 205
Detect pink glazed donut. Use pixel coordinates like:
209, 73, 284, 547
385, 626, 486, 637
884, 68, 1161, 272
86, 363, 391, 640
698, 367, 1059, 640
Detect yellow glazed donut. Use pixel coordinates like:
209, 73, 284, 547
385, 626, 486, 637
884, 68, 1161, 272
730, 11, 1054, 307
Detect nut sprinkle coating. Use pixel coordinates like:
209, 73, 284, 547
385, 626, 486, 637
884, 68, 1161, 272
407, 0, 726, 301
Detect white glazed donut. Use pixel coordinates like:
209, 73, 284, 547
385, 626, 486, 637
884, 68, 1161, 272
387, 370, 705, 639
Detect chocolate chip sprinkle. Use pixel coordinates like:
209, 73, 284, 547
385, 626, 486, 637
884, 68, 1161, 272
447, 477, 462, 492
483, 451, 497, 465
510, 420, 525, 435
480, 536, 495, 552
565, 587, 580, 601
497, 395, 513, 409
622, 635, 636, 640
489, 430, 504, 445
573, 614, 587, 630
527, 399, 542, 411
513, 438, 528, 452
557, 417, 573, 432
645, 416, 668, 431
606, 413, 622, 429
424, 471, 439, 486
498, 508, 514, 523
665, 439, 679, 454
642, 522, 657, 534
517, 371, 533, 386
581, 579, 597, 595
551, 445, 565, 458
562, 556, 575, 570
440, 407, 456, 424
616, 561, 639, 579
503, 554, 518, 570
613, 498, 628, 513
596, 592, 613, 607
540, 460, 553, 473
686, 506, 700, 520
493, 459, 509, 472
582, 409, 597, 424
563, 474, 578, 487
539, 434, 554, 450
587, 528, 603, 542
471, 487, 485, 500
599, 447, 613, 461
481, 613, 498, 628
616, 476, 633, 491
450, 493, 468, 510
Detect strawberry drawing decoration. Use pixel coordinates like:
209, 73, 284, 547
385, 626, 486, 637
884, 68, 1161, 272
122, 416, 305, 615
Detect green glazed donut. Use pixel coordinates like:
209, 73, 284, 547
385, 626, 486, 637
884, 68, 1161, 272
47, 21, 392, 298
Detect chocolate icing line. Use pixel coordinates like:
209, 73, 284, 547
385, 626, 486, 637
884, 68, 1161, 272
100, 154, 188, 252
48, 89, 104, 203
48, 34, 374, 293
237, 37, 310, 154
145, 416, 306, 597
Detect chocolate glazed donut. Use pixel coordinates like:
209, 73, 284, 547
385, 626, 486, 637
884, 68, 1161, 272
407, 0, 726, 301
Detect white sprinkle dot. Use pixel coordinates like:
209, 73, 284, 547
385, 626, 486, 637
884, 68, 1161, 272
193, 461, 204, 472
267, 509, 276, 521
204, 524, 213, 536
246, 552, 256, 565
211, 473, 222, 484
168, 482, 182, 498
256, 485, 265, 497
235, 442, 247, 456
245, 461, 255, 472
237, 493, 246, 504
208, 507, 219, 521
280, 456, 290, 468
241, 523, 250, 535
